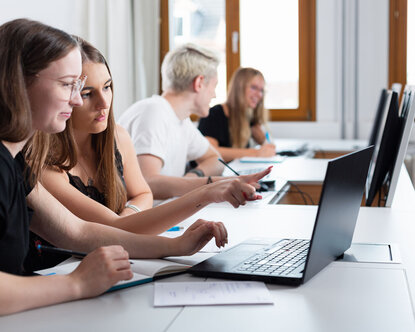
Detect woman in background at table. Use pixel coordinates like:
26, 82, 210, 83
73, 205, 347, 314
198, 67, 276, 162
40, 37, 268, 237
0, 18, 228, 315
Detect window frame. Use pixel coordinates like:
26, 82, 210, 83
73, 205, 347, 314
388, 0, 407, 88
160, 0, 316, 121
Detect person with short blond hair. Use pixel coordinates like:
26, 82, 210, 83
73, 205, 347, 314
119, 44, 266, 203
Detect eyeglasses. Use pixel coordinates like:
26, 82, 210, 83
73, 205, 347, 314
249, 84, 265, 95
35, 75, 87, 101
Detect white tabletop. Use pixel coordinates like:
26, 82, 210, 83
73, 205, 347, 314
275, 138, 368, 153
3, 200, 414, 332
2, 140, 415, 331
223, 158, 329, 184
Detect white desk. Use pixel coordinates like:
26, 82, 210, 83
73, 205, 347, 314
275, 138, 368, 154
224, 138, 368, 185
223, 157, 329, 184
2, 140, 415, 331
2, 170, 415, 331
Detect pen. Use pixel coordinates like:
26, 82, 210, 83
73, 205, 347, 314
37, 244, 86, 258
167, 226, 184, 232
265, 131, 271, 143
218, 158, 240, 176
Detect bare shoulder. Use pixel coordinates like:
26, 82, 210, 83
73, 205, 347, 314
41, 165, 69, 184
115, 124, 131, 144
115, 124, 136, 160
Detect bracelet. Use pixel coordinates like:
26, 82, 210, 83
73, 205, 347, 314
207, 176, 213, 184
187, 168, 205, 177
125, 204, 141, 213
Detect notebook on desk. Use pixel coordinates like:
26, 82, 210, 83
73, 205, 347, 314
189, 146, 374, 286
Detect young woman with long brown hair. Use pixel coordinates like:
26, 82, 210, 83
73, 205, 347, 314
40, 37, 269, 236
0, 19, 228, 315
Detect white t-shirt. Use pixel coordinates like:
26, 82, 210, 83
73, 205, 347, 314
118, 95, 210, 177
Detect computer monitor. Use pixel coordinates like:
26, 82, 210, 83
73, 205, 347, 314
365, 90, 400, 206
384, 86, 415, 206
365, 87, 415, 206
368, 89, 389, 147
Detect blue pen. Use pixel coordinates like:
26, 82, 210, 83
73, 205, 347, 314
167, 226, 184, 232
265, 131, 271, 143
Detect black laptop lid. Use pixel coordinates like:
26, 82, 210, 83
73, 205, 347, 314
302, 146, 374, 283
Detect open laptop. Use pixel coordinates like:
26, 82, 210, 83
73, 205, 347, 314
189, 146, 374, 286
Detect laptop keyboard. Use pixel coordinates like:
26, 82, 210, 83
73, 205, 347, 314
234, 239, 309, 276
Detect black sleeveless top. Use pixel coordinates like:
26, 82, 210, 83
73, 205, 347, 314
66, 148, 126, 205
198, 104, 252, 148
24, 147, 126, 272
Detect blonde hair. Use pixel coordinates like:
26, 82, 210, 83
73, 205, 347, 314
226, 67, 267, 148
161, 43, 219, 92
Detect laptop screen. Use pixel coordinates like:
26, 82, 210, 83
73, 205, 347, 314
303, 146, 374, 283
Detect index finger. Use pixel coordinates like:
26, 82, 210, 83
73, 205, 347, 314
252, 166, 273, 181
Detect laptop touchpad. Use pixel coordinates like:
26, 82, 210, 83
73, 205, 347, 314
200, 244, 266, 271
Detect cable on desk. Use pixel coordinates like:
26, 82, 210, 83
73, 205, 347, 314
280, 181, 315, 205
271, 177, 315, 205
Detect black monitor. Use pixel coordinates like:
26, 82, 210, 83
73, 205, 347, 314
365, 91, 400, 206
365, 88, 415, 206
368, 89, 389, 147
384, 87, 415, 206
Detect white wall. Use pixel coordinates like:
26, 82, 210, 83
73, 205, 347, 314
0, 0, 391, 141
0, 0, 86, 37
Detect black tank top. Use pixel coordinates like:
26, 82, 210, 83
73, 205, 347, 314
66, 148, 126, 205
24, 147, 126, 272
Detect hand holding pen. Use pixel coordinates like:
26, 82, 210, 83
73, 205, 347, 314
259, 131, 276, 156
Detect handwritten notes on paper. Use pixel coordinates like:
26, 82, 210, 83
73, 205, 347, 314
154, 281, 273, 307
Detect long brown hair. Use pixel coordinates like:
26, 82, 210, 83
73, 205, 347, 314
46, 36, 127, 214
0, 18, 78, 185
226, 67, 267, 148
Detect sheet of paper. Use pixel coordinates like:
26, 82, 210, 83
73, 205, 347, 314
154, 281, 273, 307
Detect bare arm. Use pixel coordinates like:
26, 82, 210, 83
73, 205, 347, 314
115, 125, 153, 214
43, 149, 268, 234
0, 245, 132, 315
192, 145, 224, 176
41, 126, 153, 222
138, 154, 213, 199
206, 137, 276, 163
27, 183, 227, 257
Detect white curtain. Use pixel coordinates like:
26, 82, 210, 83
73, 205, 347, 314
78, 0, 160, 120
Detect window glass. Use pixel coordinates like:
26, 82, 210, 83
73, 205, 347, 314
240, 0, 299, 109
169, 0, 226, 105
